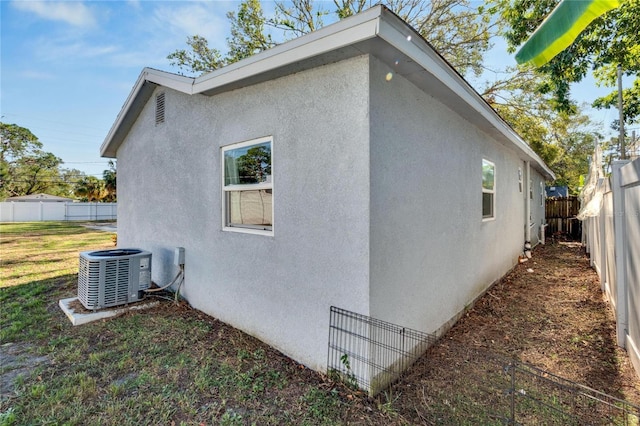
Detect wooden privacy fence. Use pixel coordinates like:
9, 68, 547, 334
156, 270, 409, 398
545, 196, 581, 239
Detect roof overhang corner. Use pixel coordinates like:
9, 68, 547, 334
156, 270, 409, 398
100, 68, 195, 158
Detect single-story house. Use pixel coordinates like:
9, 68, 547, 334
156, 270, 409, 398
101, 6, 554, 389
5, 193, 73, 202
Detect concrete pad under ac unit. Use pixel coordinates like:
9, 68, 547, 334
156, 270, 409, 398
59, 297, 159, 326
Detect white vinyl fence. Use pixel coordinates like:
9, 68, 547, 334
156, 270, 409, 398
582, 159, 640, 380
0, 202, 117, 222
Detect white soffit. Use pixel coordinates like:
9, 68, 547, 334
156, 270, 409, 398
145, 68, 195, 93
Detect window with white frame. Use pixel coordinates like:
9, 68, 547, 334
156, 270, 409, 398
222, 137, 273, 234
482, 159, 495, 219
518, 167, 523, 192
540, 181, 544, 206
530, 178, 533, 200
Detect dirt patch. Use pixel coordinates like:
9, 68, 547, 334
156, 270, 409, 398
386, 240, 640, 422
2, 234, 638, 424
67, 298, 92, 313
0, 343, 50, 402
79, 222, 117, 232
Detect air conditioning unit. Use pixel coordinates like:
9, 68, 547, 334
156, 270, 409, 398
78, 248, 152, 310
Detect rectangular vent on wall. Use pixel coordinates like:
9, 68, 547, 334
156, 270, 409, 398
155, 92, 165, 125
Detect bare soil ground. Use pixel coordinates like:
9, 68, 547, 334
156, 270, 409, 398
3, 225, 639, 424
383, 239, 640, 423
154, 238, 638, 424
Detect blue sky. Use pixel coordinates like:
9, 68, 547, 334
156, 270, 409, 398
0, 1, 625, 178
1, 0, 236, 177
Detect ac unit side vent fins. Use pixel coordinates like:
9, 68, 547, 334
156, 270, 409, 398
77, 249, 152, 310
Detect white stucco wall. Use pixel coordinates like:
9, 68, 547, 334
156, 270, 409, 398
367, 55, 528, 334
115, 52, 550, 375
529, 167, 547, 246
116, 55, 372, 371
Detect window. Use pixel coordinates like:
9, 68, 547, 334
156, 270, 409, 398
222, 137, 273, 234
518, 167, 523, 192
540, 181, 544, 206
482, 159, 495, 219
530, 179, 533, 200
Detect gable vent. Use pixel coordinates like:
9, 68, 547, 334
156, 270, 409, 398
155, 92, 165, 125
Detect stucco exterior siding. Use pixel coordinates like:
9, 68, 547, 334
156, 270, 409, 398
368, 55, 527, 334
529, 170, 547, 246
102, 7, 556, 388
116, 55, 372, 371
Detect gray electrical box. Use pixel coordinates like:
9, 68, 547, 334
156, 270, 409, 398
174, 247, 185, 266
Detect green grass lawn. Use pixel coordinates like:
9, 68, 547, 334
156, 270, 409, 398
2, 223, 637, 425
0, 222, 363, 426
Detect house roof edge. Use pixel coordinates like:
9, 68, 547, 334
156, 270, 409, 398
100, 5, 555, 180
375, 9, 555, 180
100, 68, 195, 158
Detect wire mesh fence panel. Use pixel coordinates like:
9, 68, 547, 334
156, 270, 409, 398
505, 360, 640, 425
327, 306, 437, 396
327, 310, 639, 422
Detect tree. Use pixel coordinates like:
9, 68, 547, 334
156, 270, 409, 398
496, 0, 640, 127
167, 0, 274, 74
1, 123, 41, 198
268, 0, 496, 76
552, 130, 597, 193
59, 168, 86, 198
481, 67, 563, 164
389, 0, 496, 77
592, 78, 640, 131
1, 122, 41, 163
168, 0, 600, 189
479, 65, 599, 193
227, 0, 275, 63
10, 151, 64, 196
1, 122, 74, 199
270, 0, 329, 36
102, 160, 117, 202
74, 176, 106, 202
237, 145, 271, 183
168, 0, 496, 78
167, 35, 225, 75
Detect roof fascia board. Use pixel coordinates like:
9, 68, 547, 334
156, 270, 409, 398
377, 11, 555, 180
144, 68, 195, 94
100, 68, 195, 157
192, 9, 382, 94
101, 70, 152, 157
100, 10, 383, 158
101, 5, 555, 181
